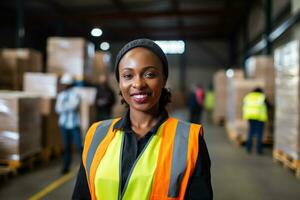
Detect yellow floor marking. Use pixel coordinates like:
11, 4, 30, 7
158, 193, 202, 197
28, 169, 77, 200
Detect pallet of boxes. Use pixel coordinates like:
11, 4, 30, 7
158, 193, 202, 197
0, 49, 43, 174
273, 40, 300, 178
0, 91, 42, 173
23, 72, 63, 162
224, 67, 272, 145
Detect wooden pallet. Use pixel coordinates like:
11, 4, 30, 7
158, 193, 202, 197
273, 149, 300, 179
225, 124, 244, 146
225, 123, 273, 146
213, 116, 224, 126
39, 146, 62, 162
0, 154, 38, 173
0, 166, 13, 177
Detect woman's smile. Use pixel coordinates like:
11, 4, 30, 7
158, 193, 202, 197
131, 92, 151, 104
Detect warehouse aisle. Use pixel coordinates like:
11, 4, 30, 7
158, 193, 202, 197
0, 109, 300, 200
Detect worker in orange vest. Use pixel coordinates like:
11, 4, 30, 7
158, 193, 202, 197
72, 39, 213, 200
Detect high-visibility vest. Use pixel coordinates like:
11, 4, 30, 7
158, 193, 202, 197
205, 90, 214, 110
82, 117, 202, 200
243, 92, 268, 122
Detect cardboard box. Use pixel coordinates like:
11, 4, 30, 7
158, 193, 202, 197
23, 72, 58, 98
41, 99, 63, 152
47, 37, 94, 81
0, 49, 42, 90
0, 91, 41, 160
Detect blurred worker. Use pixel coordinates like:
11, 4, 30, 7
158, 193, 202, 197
243, 87, 268, 155
188, 83, 205, 123
73, 39, 213, 199
55, 74, 82, 174
95, 74, 116, 121
204, 83, 214, 123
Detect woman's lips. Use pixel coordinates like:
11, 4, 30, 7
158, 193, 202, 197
131, 93, 150, 104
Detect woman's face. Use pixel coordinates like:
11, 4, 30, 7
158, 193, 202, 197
119, 47, 166, 113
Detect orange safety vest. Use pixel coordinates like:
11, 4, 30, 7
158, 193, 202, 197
82, 117, 202, 200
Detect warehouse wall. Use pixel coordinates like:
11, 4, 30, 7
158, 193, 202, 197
168, 40, 229, 90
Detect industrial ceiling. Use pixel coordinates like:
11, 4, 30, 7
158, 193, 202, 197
0, 0, 250, 41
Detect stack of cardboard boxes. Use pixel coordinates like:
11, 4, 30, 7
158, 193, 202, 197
0, 91, 41, 161
23, 72, 63, 155
274, 40, 300, 160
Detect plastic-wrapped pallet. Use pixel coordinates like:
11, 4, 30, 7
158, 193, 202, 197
274, 40, 300, 160
0, 91, 41, 161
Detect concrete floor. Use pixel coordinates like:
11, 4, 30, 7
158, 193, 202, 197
0, 109, 300, 200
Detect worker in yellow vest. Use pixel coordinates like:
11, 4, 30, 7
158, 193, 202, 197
243, 87, 268, 154
204, 84, 214, 123
72, 39, 213, 200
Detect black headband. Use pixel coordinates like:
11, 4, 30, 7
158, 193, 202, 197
114, 38, 168, 82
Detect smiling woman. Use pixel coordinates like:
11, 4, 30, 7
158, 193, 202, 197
119, 48, 165, 113
72, 39, 213, 200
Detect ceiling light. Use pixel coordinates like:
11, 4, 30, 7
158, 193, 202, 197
100, 42, 110, 51
155, 40, 185, 54
91, 28, 103, 37
226, 69, 234, 78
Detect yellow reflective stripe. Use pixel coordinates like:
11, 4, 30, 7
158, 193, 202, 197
94, 130, 123, 200
122, 126, 163, 200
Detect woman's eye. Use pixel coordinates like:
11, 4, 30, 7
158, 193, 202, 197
122, 74, 132, 80
144, 72, 156, 78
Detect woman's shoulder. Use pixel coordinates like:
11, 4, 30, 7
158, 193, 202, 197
90, 117, 123, 131
169, 117, 203, 126
168, 117, 204, 136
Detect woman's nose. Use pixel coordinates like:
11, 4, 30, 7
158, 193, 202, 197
133, 76, 146, 89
